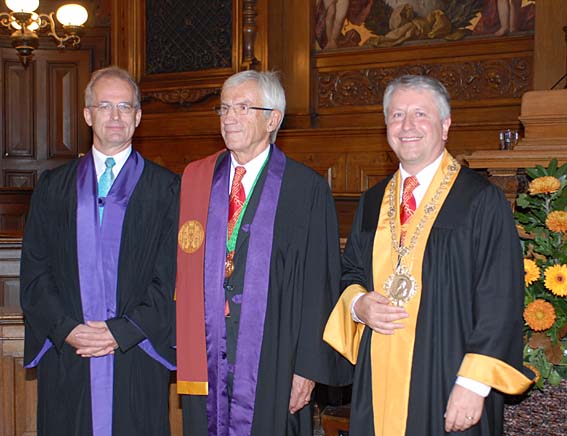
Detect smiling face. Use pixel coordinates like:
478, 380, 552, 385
220, 80, 281, 165
83, 76, 142, 156
385, 87, 451, 175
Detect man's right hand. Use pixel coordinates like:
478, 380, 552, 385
353, 292, 409, 334
65, 323, 117, 357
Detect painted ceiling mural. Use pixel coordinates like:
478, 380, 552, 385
315, 0, 535, 50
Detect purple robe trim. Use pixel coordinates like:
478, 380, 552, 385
205, 153, 231, 436
76, 150, 144, 436
125, 316, 176, 370
24, 338, 53, 368
204, 146, 286, 436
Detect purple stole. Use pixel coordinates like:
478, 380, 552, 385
76, 150, 143, 436
205, 145, 285, 436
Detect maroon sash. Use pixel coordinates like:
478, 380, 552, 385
176, 150, 223, 394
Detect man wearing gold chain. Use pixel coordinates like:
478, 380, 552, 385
324, 75, 533, 435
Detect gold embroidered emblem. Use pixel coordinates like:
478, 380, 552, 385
178, 220, 204, 253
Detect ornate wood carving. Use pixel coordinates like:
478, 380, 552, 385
242, 0, 260, 70
143, 87, 221, 106
317, 56, 532, 109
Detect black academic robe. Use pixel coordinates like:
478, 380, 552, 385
20, 156, 179, 436
344, 167, 527, 436
182, 151, 352, 436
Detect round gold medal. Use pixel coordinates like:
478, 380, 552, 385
178, 220, 204, 254
383, 265, 418, 306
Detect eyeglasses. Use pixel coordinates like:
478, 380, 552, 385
214, 103, 274, 117
89, 102, 138, 114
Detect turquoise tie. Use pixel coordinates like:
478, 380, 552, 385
98, 157, 116, 223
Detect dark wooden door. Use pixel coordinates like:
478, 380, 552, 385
0, 48, 91, 188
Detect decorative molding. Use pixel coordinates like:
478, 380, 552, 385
242, 0, 260, 70
142, 87, 221, 106
317, 56, 532, 109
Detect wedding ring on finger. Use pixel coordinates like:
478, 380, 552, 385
465, 416, 473, 421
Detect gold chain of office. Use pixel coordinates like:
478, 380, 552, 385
383, 157, 459, 306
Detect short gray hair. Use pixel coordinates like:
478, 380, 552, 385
222, 70, 286, 143
84, 66, 141, 108
383, 75, 451, 121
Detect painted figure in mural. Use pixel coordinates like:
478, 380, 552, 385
315, 0, 374, 49
475, 0, 534, 36
316, 0, 535, 50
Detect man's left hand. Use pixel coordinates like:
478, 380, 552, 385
288, 374, 315, 414
75, 321, 119, 358
444, 384, 485, 432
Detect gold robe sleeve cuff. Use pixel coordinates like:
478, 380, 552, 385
177, 381, 209, 395
323, 284, 367, 364
458, 353, 534, 395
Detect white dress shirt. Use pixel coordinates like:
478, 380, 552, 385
92, 145, 132, 182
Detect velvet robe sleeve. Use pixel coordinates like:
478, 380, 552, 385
293, 176, 353, 386
456, 182, 532, 392
106, 167, 180, 360
20, 169, 81, 358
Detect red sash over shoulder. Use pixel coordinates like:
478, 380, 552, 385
176, 150, 223, 395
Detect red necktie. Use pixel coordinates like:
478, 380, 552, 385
227, 166, 246, 240
400, 176, 419, 225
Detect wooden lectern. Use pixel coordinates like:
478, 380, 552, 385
462, 89, 567, 204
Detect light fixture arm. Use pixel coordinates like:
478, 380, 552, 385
0, 3, 87, 65
38, 12, 81, 48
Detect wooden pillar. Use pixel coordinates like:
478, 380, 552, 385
533, 0, 567, 89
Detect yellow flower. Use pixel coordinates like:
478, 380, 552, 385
529, 176, 561, 195
524, 259, 540, 286
524, 299, 556, 331
544, 264, 567, 296
546, 211, 567, 233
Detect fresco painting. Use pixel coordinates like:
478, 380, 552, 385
315, 0, 535, 50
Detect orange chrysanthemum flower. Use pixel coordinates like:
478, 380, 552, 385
524, 259, 541, 287
524, 299, 556, 331
546, 211, 567, 233
528, 176, 561, 195
544, 264, 567, 296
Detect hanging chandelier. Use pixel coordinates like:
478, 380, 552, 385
0, 0, 88, 66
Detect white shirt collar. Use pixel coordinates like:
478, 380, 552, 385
229, 146, 271, 196
399, 152, 444, 206
92, 146, 132, 181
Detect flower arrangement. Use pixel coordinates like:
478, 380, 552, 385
515, 159, 567, 387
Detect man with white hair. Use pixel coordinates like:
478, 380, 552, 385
176, 70, 351, 436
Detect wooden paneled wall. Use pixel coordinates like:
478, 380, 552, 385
125, 1, 536, 225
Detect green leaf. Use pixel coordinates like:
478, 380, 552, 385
549, 369, 563, 385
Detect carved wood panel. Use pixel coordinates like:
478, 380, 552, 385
48, 64, 80, 158
346, 151, 398, 192
2, 59, 34, 159
0, 49, 91, 188
317, 56, 532, 110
